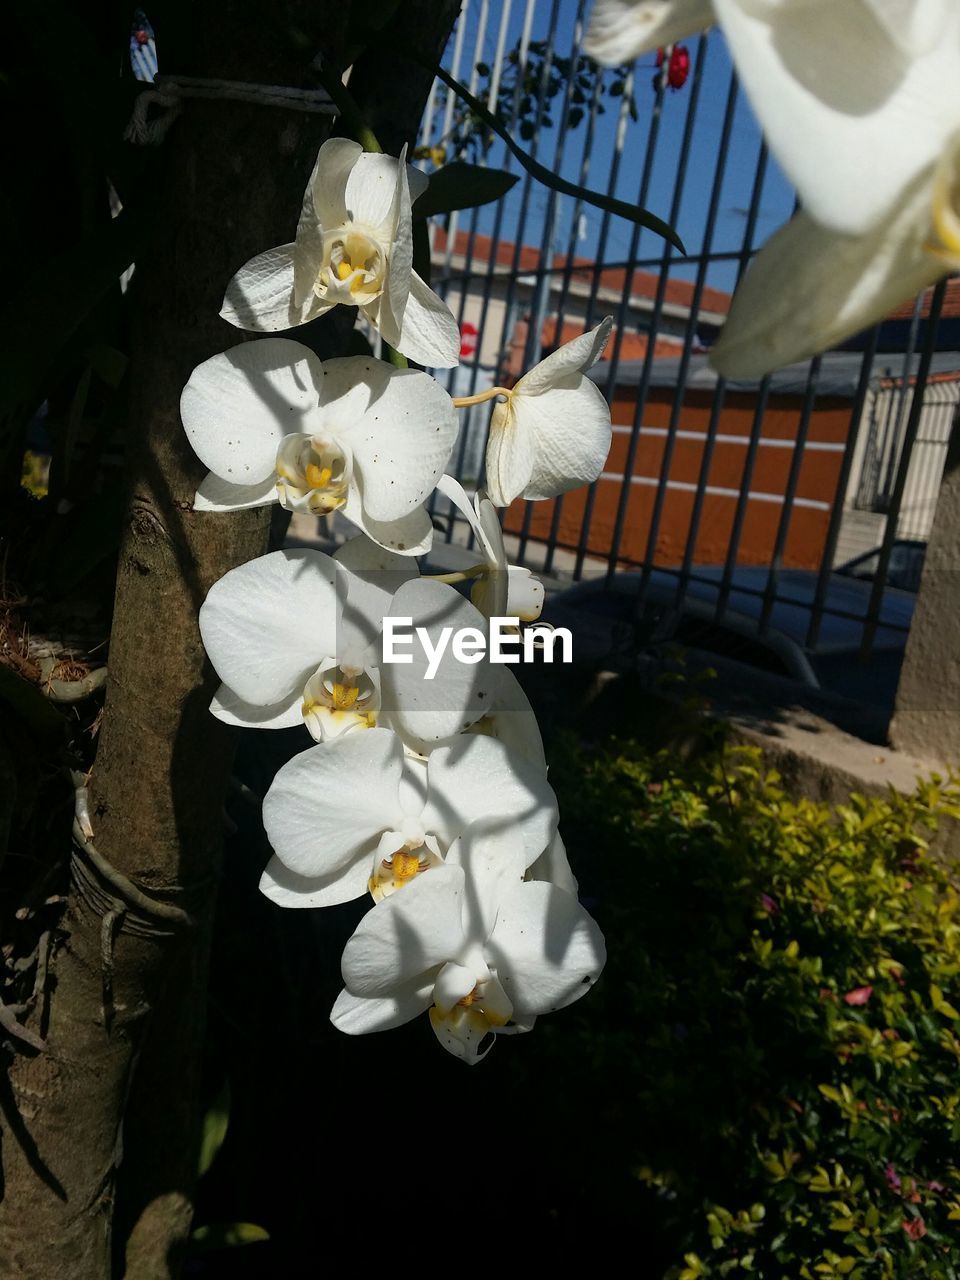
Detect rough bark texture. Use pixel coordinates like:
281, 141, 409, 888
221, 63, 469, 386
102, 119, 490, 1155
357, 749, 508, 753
0, 3, 464, 1274
0, 3, 351, 1275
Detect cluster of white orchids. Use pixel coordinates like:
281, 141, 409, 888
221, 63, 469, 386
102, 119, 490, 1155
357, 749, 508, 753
181, 138, 612, 1063
586, 0, 960, 376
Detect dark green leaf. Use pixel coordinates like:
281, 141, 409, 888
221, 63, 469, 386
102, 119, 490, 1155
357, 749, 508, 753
198, 1080, 231, 1178
189, 1223, 270, 1253
413, 163, 519, 219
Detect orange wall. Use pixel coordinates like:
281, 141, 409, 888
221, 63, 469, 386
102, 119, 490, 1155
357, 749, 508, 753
503, 388, 852, 569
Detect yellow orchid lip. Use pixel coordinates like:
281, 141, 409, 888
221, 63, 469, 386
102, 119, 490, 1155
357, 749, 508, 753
924, 142, 960, 269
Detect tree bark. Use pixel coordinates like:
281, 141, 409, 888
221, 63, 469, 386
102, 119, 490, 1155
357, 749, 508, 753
0, 3, 350, 1275
0, 2, 464, 1274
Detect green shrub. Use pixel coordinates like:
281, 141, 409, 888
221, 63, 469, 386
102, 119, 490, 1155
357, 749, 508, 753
549, 727, 960, 1278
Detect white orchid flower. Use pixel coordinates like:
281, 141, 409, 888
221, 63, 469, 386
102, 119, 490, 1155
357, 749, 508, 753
585, 0, 960, 238
330, 822, 605, 1063
219, 138, 460, 368
259, 728, 558, 909
199, 539, 417, 741
181, 339, 458, 556
710, 136, 960, 377
484, 317, 614, 508
436, 474, 544, 622
378, 577, 505, 751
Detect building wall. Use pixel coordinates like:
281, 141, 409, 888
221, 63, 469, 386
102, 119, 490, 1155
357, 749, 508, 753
504, 389, 851, 570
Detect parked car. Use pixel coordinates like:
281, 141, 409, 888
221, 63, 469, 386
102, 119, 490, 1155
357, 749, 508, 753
833, 539, 926, 593
542, 560, 917, 709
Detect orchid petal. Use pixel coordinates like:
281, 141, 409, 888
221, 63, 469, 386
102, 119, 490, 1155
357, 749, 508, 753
584, 0, 714, 62
861, 0, 950, 57
259, 851, 374, 910
341, 487, 434, 556
710, 178, 944, 379
475, 668, 546, 768
712, 0, 960, 236
519, 379, 613, 500
182, 338, 324, 483
377, 146, 414, 349
330, 980, 435, 1034
193, 472, 277, 512
485, 395, 536, 508
262, 729, 406, 882
446, 823, 527, 947
334, 536, 419, 659
340, 865, 466, 996
490, 881, 606, 1017
310, 138, 363, 229
423, 735, 558, 865
221, 244, 331, 331
526, 830, 579, 896
393, 270, 461, 368
433, 960, 479, 1014
515, 317, 612, 395
435, 475, 497, 565
209, 683, 305, 731
314, 358, 457, 521
344, 150, 427, 239
294, 140, 363, 305
199, 549, 340, 705
382, 579, 502, 746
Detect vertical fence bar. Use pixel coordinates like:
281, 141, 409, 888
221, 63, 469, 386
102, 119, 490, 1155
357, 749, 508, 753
757, 355, 822, 633
675, 141, 769, 601
860, 279, 946, 657
806, 330, 880, 649
639, 61, 738, 582
604, 32, 710, 582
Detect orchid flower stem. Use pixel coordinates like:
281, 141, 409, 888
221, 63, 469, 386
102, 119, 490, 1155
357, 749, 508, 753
452, 387, 513, 408
383, 343, 408, 369
422, 565, 487, 584
313, 64, 382, 154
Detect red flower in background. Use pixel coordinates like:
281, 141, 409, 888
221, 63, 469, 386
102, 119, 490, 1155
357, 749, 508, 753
843, 985, 873, 1007
655, 44, 691, 92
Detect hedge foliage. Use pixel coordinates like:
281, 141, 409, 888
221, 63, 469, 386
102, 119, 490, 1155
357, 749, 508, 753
548, 727, 960, 1277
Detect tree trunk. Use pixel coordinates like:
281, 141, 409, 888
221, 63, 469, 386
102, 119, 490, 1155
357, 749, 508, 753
0, 3, 350, 1274
0, 2, 464, 1273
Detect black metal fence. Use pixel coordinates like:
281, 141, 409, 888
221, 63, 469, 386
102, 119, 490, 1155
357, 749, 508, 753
416, 1, 955, 685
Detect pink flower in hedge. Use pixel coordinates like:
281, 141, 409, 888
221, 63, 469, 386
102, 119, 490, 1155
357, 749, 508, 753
885, 1163, 902, 1192
902, 1216, 926, 1241
760, 892, 779, 916
843, 985, 873, 1007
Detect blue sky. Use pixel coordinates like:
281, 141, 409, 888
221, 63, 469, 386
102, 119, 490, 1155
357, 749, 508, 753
426, 0, 798, 296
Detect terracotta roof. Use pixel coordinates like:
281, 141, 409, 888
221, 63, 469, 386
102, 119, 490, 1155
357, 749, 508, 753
430, 227, 732, 316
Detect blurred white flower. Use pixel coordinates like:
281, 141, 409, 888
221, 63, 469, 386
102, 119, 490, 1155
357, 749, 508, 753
181, 339, 457, 555
484, 318, 613, 507
330, 823, 605, 1063
710, 138, 960, 377
585, 1, 960, 237
259, 728, 558, 909
220, 138, 460, 367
